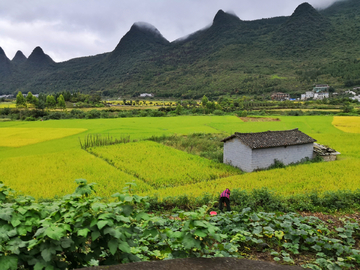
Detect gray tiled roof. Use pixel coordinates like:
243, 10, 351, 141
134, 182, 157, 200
221, 128, 316, 149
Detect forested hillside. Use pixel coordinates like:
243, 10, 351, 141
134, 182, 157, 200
0, 0, 360, 99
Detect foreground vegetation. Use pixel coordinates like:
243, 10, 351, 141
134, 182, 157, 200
0, 180, 358, 270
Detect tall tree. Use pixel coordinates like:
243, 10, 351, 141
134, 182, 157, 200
26, 92, 34, 103
201, 95, 208, 108
16, 91, 26, 107
46, 95, 56, 108
57, 94, 66, 109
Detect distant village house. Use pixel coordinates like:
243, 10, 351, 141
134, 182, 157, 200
301, 84, 330, 100
139, 93, 154, 97
221, 129, 316, 172
271, 92, 290, 101
313, 84, 330, 92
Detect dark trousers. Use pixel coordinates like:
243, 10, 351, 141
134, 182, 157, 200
219, 197, 231, 212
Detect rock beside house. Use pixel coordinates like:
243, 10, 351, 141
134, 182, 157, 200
313, 143, 340, 161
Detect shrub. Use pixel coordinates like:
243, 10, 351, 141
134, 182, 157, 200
24, 116, 36, 121
213, 110, 224, 115
86, 109, 101, 119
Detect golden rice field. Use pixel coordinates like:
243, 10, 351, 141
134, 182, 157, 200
0, 115, 359, 200
87, 141, 240, 189
0, 102, 16, 108
0, 128, 87, 147
0, 149, 152, 198
332, 116, 360, 133
144, 158, 360, 199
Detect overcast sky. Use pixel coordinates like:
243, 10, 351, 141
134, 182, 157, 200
0, 0, 341, 62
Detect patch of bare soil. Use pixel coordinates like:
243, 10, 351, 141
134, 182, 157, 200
239, 117, 280, 122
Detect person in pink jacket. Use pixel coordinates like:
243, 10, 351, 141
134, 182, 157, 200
219, 188, 231, 212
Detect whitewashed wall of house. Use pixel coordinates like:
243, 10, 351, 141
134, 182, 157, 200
223, 138, 252, 172
251, 143, 314, 171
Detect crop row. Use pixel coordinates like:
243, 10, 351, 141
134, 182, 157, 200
0, 149, 151, 199
143, 158, 360, 199
87, 141, 241, 189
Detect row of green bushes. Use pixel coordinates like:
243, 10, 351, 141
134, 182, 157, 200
147, 187, 360, 213
1, 106, 360, 122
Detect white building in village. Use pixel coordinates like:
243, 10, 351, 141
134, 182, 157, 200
222, 129, 316, 172
139, 93, 154, 97
301, 85, 330, 100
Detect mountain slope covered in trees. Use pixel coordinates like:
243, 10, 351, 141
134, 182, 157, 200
1, 0, 360, 99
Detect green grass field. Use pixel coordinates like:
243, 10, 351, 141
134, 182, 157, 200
0, 115, 359, 199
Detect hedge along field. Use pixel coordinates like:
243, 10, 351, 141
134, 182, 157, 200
0, 127, 87, 147
87, 141, 240, 189
0, 116, 240, 198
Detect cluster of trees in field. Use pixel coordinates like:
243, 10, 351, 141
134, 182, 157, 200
15, 91, 103, 109
1, 94, 359, 121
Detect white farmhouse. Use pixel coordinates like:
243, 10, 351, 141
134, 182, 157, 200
221, 129, 316, 172
139, 93, 154, 97
314, 92, 329, 100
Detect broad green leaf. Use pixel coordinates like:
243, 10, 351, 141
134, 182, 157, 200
0, 255, 18, 270
193, 221, 207, 228
108, 239, 119, 255
172, 231, 182, 238
143, 229, 158, 238
97, 220, 108, 230
60, 238, 74, 248
118, 241, 131, 253
45, 226, 65, 241
92, 231, 101, 241
91, 202, 106, 212
182, 234, 201, 250
77, 228, 90, 237
124, 196, 133, 202
34, 261, 46, 270
17, 207, 28, 215
194, 229, 207, 238
122, 205, 133, 216
17, 225, 30, 236
41, 249, 54, 262
34, 227, 46, 238
136, 212, 149, 221
7, 228, 17, 238
90, 218, 98, 228
98, 213, 114, 220
0, 208, 13, 222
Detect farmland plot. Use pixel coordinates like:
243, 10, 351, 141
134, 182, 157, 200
87, 141, 241, 189
0, 149, 152, 198
0, 127, 87, 147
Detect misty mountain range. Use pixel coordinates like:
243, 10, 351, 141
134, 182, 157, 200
1, 0, 360, 99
